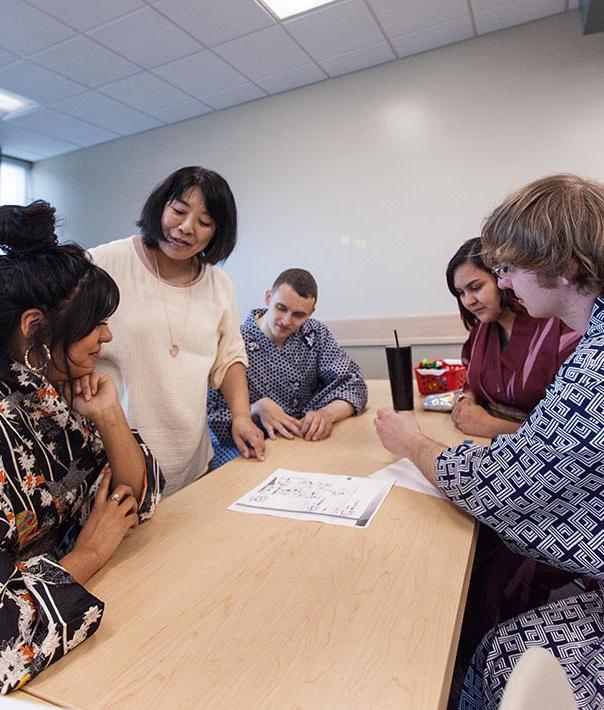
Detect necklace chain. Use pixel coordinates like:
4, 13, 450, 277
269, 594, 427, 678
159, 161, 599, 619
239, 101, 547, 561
152, 251, 194, 358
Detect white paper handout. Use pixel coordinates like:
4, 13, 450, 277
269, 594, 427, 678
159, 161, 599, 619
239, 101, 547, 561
229, 469, 393, 528
370, 458, 446, 500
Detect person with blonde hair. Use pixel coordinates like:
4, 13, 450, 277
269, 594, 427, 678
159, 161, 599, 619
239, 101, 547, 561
375, 174, 604, 708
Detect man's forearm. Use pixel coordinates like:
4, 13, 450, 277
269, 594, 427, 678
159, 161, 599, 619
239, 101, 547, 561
406, 433, 446, 487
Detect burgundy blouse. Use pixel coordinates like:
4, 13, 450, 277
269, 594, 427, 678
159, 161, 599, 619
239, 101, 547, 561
461, 311, 580, 417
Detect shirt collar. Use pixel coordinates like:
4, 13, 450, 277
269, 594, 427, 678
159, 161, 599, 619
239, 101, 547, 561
586, 296, 604, 338
243, 308, 315, 350
0, 356, 72, 430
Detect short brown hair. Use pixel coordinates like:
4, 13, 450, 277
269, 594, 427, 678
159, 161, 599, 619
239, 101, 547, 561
481, 174, 604, 294
272, 268, 318, 301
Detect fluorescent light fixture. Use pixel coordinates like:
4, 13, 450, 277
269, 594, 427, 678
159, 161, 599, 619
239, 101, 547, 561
0, 88, 37, 119
257, 0, 336, 20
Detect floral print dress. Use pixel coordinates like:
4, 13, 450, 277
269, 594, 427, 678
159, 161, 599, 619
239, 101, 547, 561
0, 357, 163, 694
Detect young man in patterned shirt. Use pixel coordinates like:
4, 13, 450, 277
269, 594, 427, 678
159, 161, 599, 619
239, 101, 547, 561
208, 268, 368, 467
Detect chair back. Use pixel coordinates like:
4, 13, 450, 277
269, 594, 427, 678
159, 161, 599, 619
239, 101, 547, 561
499, 646, 577, 710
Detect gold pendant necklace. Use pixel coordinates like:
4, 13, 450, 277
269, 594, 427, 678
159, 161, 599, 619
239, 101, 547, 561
152, 251, 194, 358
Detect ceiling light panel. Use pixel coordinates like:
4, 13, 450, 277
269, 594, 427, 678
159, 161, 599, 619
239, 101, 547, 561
0, 88, 37, 119
257, 0, 337, 20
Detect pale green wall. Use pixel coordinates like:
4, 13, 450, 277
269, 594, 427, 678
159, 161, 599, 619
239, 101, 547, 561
33, 11, 604, 323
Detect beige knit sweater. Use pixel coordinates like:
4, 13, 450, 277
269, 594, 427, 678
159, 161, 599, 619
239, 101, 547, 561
90, 236, 247, 496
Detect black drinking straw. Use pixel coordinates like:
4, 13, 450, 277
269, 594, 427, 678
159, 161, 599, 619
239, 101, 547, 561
394, 329, 401, 350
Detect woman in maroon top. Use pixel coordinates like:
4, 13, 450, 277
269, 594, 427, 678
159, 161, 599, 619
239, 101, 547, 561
447, 238, 579, 438
445, 238, 584, 702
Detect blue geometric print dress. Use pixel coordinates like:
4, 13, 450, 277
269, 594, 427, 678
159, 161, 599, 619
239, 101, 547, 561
436, 297, 604, 708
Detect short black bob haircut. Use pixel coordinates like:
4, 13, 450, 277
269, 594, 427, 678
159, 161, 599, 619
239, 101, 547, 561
272, 268, 318, 302
137, 166, 238, 265
0, 200, 119, 383
446, 237, 518, 331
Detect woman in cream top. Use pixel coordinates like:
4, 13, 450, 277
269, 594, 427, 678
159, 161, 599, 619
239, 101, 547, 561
91, 166, 264, 496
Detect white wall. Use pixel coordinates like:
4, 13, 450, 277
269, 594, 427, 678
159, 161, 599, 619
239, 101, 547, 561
33, 11, 604, 323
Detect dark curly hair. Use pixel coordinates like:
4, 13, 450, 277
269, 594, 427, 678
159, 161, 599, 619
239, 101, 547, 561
0, 200, 119, 380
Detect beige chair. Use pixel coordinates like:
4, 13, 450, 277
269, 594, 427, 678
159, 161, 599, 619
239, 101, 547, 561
499, 646, 578, 710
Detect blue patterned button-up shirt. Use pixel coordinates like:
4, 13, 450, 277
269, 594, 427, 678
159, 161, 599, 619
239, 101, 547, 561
208, 308, 368, 464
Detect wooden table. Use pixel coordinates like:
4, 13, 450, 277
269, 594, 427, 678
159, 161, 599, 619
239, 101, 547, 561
5, 692, 66, 707
24, 382, 487, 710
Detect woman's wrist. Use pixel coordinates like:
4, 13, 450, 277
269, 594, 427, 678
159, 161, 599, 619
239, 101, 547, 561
61, 546, 102, 586
90, 403, 126, 431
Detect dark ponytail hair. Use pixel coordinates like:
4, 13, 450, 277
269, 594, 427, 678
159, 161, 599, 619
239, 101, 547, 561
446, 237, 518, 330
0, 200, 120, 379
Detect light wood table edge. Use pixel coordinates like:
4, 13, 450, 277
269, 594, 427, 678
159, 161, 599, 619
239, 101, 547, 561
18, 687, 80, 709
438, 521, 479, 709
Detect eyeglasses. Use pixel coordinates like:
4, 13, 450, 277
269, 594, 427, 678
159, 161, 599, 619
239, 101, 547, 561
491, 264, 512, 279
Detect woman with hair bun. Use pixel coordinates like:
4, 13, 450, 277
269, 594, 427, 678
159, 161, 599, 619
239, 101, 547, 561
0, 201, 163, 693
91, 166, 265, 497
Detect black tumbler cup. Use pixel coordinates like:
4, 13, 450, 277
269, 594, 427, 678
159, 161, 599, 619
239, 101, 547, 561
385, 345, 414, 411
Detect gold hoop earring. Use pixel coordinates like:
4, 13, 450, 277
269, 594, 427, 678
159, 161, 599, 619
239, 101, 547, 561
24, 344, 51, 373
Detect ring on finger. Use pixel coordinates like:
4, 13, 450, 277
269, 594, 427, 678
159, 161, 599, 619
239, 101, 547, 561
109, 492, 121, 503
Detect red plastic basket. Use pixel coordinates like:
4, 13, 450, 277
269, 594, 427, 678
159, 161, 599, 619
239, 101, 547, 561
414, 361, 466, 395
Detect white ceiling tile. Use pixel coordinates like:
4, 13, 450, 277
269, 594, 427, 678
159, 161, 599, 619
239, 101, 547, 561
153, 0, 275, 46
472, 0, 556, 10
0, 0, 75, 56
473, 0, 565, 35
214, 26, 312, 81
152, 51, 249, 99
99, 72, 194, 113
202, 83, 267, 110
0, 61, 85, 103
88, 7, 203, 68
391, 16, 474, 58
0, 122, 80, 159
0, 48, 19, 69
110, 114, 164, 136
148, 99, 213, 123
255, 63, 326, 94
319, 41, 395, 77
0, 0, 576, 162
52, 91, 145, 130
0, 146, 42, 162
24, 0, 146, 32
284, 0, 386, 61
9, 107, 119, 146
470, 0, 507, 8
32, 36, 140, 87
368, 0, 470, 37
